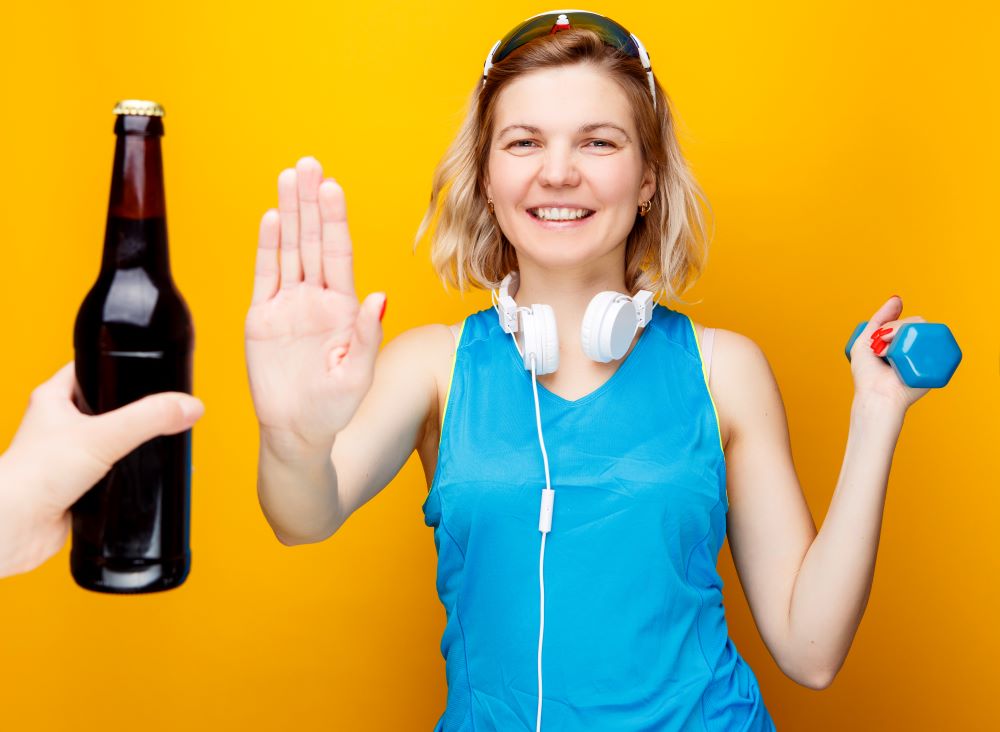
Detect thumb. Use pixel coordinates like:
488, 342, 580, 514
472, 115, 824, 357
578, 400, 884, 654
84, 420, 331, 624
85, 392, 205, 466
342, 292, 386, 377
869, 295, 903, 330
865, 295, 903, 336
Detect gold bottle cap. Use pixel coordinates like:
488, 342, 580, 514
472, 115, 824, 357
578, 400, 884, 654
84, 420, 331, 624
112, 99, 165, 117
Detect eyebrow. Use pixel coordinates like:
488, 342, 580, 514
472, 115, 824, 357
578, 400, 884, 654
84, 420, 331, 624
496, 122, 632, 142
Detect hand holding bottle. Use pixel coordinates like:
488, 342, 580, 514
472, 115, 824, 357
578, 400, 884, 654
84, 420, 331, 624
0, 363, 204, 580
245, 157, 386, 459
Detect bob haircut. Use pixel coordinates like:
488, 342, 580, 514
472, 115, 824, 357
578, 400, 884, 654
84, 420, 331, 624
415, 28, 711, 304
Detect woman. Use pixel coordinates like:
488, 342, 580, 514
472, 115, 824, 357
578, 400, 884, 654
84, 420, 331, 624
245, 10, 927, 730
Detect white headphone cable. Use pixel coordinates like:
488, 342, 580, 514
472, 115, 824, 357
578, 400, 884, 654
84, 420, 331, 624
495, 288, 553, 732
528, 352, 554, 732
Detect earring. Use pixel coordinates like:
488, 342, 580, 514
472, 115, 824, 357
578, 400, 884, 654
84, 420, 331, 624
638, 200, 652, 217
488, 198, 495, 216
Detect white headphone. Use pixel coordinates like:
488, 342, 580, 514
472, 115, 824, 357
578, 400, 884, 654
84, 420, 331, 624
492, 270, 655, 374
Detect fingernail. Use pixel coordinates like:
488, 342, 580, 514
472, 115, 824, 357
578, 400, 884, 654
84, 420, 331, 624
873, 340, 889, 356
379, 295, 387, 322
870, 328, 886, 341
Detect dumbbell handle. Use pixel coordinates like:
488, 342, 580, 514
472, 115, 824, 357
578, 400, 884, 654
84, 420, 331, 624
845, 321, 962, 388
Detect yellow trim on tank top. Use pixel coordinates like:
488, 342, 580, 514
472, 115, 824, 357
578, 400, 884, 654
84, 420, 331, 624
438, 319, 466, 448
686, 315, 729, 506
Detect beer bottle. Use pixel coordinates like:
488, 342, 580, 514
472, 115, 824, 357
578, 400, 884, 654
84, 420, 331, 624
71, 100, 194, 593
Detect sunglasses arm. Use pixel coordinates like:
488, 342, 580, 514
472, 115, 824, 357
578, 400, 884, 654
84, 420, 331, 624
630, 33, 658, 112
481, 39, 502, 88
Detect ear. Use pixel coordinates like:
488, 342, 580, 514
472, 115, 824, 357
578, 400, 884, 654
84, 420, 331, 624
639, 165, 656, 203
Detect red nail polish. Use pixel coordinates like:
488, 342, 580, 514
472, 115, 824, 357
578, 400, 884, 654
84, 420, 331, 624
880, 327, 893, 337
870, 328, 886, 341
379, 297, 387, 322
873, 339, 888, 356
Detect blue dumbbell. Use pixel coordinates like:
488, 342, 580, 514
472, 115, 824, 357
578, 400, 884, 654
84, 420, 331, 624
845, 321, 962, 388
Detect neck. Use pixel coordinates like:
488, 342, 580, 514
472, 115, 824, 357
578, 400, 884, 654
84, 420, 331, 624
507, 253, 633, 361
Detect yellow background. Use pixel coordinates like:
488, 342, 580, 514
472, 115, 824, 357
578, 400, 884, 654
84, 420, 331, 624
1, 1, 997, 729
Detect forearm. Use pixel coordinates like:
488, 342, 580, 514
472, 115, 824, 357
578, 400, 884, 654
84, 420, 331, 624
785, 396, 905, 684
257, 429, 344, 545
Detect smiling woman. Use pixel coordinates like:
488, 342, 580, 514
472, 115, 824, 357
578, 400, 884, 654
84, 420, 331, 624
415, 20, 709, 301
246, 8, 929, 732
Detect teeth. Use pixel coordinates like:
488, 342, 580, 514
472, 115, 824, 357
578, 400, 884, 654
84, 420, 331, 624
531, 207, 592, 221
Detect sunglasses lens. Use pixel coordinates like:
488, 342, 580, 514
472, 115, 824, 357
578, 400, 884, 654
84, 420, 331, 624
492, 11, 639, 67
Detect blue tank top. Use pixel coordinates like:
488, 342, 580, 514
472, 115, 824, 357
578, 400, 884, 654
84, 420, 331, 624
423, 304, 776, 731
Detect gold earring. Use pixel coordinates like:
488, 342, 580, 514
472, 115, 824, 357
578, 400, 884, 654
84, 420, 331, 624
638, 200, 652, 217
488, 198, 495, 216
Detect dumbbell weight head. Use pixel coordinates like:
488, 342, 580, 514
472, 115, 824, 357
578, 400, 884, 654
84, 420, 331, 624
845, 321, 962, 388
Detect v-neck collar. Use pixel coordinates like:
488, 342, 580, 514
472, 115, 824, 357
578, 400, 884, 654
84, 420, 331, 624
500, 305, 656, 407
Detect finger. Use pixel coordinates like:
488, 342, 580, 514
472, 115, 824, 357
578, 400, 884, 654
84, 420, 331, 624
33, 361, 76, 399
27, 362, 82, 418
277, 168, 302, 289
861, 296, 904, 341
296, 157, 324, 286
252, 209, 281, 304
85, 393, 205, 467
871, 315, 926, 345
339, 292, 386, 377
318, 178, 356, 296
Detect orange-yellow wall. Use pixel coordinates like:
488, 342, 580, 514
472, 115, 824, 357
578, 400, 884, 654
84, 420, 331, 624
1, 1, 997, 729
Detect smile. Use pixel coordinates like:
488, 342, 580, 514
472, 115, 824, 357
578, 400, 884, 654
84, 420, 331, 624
528, 207, 595, 221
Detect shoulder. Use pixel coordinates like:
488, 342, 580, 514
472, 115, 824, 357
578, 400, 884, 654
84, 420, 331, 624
381, 321, 464, 395
688, 322, 777, 450
710, 327, 769, 367
381, 323, 457, 371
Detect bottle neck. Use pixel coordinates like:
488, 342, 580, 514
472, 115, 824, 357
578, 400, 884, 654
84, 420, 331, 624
102, 115, 170, 272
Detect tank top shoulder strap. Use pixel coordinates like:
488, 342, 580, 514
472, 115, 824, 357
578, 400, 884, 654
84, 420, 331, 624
648, 305, 699, 357
454, 308, 497, 353
439, 308, 499, 434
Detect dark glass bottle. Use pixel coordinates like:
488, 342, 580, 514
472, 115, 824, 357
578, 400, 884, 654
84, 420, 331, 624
71, 100, 194, 593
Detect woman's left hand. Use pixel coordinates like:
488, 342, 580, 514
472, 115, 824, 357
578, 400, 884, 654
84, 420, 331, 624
848, 295, 931, 414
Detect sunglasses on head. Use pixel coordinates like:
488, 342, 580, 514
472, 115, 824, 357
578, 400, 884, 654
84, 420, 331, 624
481, 9, 657, 111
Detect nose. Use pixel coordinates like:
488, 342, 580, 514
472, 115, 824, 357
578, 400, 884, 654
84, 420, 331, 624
537, 144, 580, 188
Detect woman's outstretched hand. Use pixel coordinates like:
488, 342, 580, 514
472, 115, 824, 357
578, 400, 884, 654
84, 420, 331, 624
245, 157, 386, 459
848, 295, 930, 413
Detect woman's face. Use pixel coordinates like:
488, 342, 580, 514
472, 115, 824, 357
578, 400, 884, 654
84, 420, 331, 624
486, 63, 655, 271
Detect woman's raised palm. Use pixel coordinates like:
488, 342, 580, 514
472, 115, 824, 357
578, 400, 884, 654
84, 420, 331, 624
245, 157, 385, 453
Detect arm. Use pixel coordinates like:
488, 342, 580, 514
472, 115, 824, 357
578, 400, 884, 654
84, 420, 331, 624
245, 156, 448, 546
257, 324, 446, 545
713, 297, 926, 690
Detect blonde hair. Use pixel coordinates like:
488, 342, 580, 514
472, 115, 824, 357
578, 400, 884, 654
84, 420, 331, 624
414, 29, 712, 304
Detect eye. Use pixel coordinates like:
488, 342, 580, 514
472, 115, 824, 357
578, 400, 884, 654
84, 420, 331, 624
586, 139, 617, 149
506, 139, 539, 149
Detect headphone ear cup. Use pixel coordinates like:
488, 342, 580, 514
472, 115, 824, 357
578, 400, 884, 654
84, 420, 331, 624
536, 304, 559, 374
580, 291, 622, 363
521, 304, 558, 375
